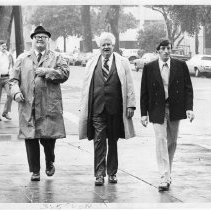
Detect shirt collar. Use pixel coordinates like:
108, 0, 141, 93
34, 50, 45, 57
102, 53, 114, 62
159, 57, 171, 69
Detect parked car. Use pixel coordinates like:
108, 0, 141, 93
186, 54, 211, 77
59, 52, 75, 66
121, 48, 139, 63
133, 53, 158, 71
171, 47, 191, 61
74, 52, 94, 66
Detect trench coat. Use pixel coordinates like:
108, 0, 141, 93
9, 50, 69, 139
79, 52, 136, 140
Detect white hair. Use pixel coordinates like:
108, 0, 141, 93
97, 32, 116, 46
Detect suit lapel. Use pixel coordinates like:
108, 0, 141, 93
106, 54, 115, 81
114, 53, 124, 85
31, 51, 38, 65
169, 58, 177, 86
88, 54, 102, 83
97, 55, 106, 82
38, 50, 49, 67
153, 60, 163, 87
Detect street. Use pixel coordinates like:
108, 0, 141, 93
0, 66, 211, 207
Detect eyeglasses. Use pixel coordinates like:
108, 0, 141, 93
160, 46, 171, 51
34, 35, 49, 40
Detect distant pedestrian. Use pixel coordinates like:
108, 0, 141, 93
79, 32, 136, 186
0, 40, 14, 121
140, 39, 194, 192
9, 26, 69, 181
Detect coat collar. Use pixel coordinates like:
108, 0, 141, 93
153, 60, 163, 87
169, 58, 177, 86
87, 52, 124, 85
30, 49, 50, 65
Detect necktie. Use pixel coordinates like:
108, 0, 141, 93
37, 53, 42, 63
162, 62, 168, 70
102, 58, 109, 80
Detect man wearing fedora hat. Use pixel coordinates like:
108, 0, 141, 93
0, 40, 14, 121
9, 26, 69, 181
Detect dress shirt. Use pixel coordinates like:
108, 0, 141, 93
34, 50, 45, 60
0, 51, 10, 74
158, 57, 171, 100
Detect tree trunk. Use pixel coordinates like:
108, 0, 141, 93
6, 9, 14, 50
106, 5, 120, 54
13, 6, 24, 57
176, 35, 184, 48
195, 31, 199, 54
81, 5, 92, 52
0, 6, 13, 42
63, 35, 66, 52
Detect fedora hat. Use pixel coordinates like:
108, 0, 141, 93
30, 26, 51, 39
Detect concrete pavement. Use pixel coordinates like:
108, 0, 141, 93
1, 90, 211, 208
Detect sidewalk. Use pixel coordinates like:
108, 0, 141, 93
1, 103, 211, 208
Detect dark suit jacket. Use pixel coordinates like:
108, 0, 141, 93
92, 55, 122, 115
140, 58, 193, 124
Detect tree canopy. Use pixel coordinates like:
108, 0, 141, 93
91, 6, 139, 35
137, 22, 166, 52
27, 6, 82, 41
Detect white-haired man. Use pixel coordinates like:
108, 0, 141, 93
79, 32, 136, 186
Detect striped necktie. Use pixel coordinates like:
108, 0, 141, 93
37, 53, 42, 63
102, 58, 109, 80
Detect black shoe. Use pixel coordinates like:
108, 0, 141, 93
2, 113, 12, 120
95, 176, 104, 186
31, 172, 40, 181
45, 162, 55, 176
108, 175, 117, 184
158, 182, 170, 192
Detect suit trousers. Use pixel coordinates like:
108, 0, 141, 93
25, 139, 56, 172
92, 109, 120, 177
153, 107, 180, 183
0, 77, 12, 114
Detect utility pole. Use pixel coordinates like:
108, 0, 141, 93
13, 6, 24, 57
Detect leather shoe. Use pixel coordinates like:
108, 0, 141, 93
45, 162, 55, 176
158, 182, 170, 192
2, 113, 12, 120
95, 176, 104, 186
31, 172, 40, 181
108, 175, 117, 184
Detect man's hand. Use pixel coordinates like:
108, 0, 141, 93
15, 92, 24, 103
186, 110, 195, 122
127, 107, 134, 118
35, 67, 48, 76
141, 116, 148, 127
